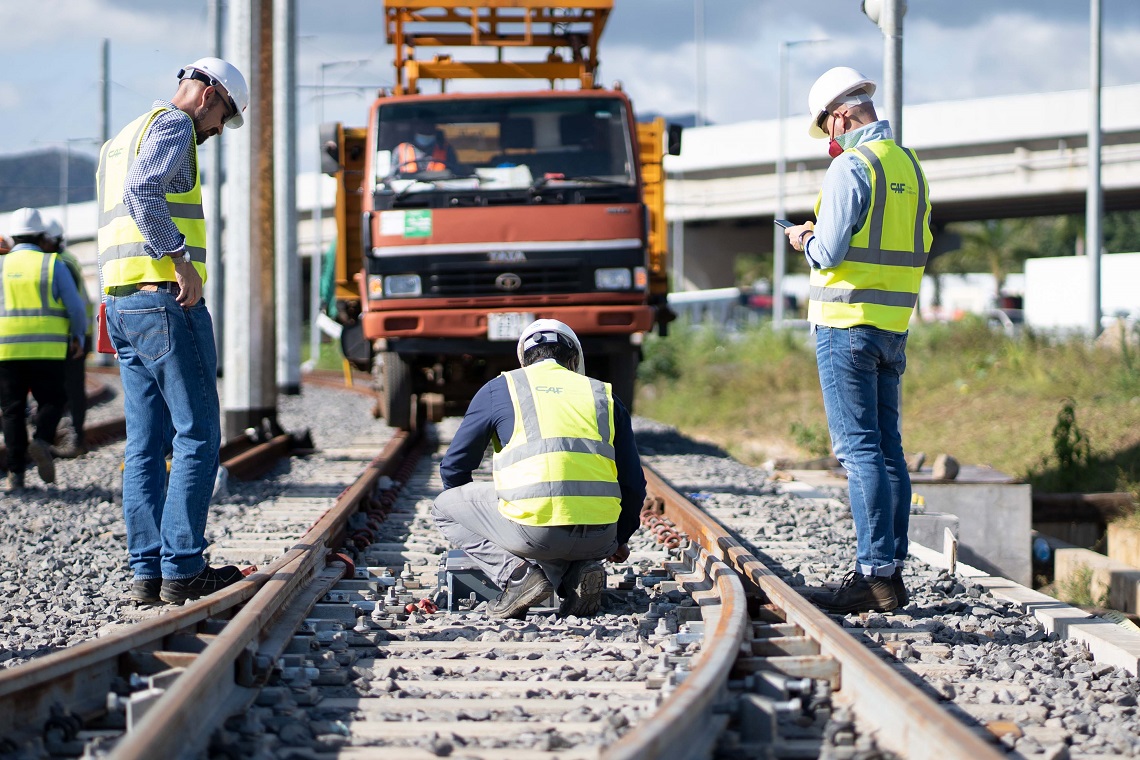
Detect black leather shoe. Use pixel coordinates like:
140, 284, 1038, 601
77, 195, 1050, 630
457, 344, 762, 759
28, 438, 55, 484
130, 577, 164, 605
891, 567, 909, 608
160, 565, 245, 604
810, 571, 898, 614
489, 563, 553, 620
558, 561, 605, 618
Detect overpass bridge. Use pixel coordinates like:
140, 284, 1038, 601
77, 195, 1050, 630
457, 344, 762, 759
664, 83, 1140, 290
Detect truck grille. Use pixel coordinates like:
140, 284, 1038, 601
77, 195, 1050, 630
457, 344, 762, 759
428, 261, 582, 297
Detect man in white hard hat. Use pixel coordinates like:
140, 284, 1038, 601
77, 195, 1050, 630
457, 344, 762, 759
43, 219, 93, 457
0, 208, 87, 492
783, 67, 933, 615
433, 319, 646, 619
96, 57, 249, 605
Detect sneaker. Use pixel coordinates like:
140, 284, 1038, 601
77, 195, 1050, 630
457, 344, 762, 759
558, 561, 605, 618
810, 571, 898, 614
160, 565, 245, 604
489, 563, 553, 620
891, 567, 909, 608
4, 471, 25, 493
130, 577, 164, 605
28, 438, 55, 484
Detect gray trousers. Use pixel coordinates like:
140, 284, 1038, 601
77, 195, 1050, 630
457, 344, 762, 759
432, 481, 618, 592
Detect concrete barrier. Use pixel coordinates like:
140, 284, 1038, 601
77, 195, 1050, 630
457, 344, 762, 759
1054, 546, 1140, 615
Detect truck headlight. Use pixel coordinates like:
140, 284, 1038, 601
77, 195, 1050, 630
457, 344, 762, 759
384, 274, 422, 297
595, 267, 632, 290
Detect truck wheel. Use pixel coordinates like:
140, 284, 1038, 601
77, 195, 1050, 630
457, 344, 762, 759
607, 350, 638, 413
380, 351, 414, 430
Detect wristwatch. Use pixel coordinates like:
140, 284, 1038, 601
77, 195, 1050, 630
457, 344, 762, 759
170, 250, 191, 264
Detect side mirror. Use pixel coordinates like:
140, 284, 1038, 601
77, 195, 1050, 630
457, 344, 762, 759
320, 122, 342, 175
666, 123, 683, 156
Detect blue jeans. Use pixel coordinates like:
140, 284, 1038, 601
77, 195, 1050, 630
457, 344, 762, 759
815, 325, 910, 576
106, 291, 220, 580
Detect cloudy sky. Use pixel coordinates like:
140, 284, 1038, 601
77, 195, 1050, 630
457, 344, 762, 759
2, 0, 1139, 174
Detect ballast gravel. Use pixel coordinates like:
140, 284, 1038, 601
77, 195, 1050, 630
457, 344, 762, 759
0, 374, 380, 669
633, 416, 1140, 758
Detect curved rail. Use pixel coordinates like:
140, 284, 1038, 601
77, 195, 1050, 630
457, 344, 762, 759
0, 430, 417, 758
642, 464, 1005, 760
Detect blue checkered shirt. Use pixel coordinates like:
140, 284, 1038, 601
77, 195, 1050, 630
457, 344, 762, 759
123, 100, 197, 259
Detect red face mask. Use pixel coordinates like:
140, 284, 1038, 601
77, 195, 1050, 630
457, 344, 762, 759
828, 139, 844, 158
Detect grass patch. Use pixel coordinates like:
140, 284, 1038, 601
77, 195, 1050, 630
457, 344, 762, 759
637, 317, 1140, 492
1057, 563, 1109, 608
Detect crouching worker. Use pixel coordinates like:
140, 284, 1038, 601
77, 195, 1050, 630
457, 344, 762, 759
433, 320, 646, 619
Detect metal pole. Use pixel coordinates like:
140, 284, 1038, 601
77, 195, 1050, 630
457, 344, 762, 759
882, 0, 904, 145
99, 39, 110, 144
208, 0, 226, 369
694, 0, 706, 127
672, 172, 685, 292
274, 0, 301, 394
307, 63, 325, 372
1088, 0, 1103, 337
773, 42, 788, 327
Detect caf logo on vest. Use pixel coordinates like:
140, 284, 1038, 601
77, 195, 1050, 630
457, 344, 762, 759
534, 386, 564, 394
889, 181, 907, 194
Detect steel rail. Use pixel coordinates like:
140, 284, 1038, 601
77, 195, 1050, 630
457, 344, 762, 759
0, 430, 414, 756
111, 429, 415, 760
642, 464, 1005, 760
603, 541, 749, 760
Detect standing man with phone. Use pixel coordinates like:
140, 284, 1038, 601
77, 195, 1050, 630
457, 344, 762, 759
784, 67, 932, 614
97, 57, 249, 605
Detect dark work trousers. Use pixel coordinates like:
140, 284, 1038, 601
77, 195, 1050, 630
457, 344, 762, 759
63, 348, 89, 445
0, 359, 67, 473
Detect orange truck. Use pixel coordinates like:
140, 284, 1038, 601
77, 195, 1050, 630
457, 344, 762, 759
324, 0, 679, 428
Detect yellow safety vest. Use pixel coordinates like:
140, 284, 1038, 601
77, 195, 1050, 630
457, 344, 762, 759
492, 361, 622, 526
96, 106, 207, 291
0, 248, 69, 360
808, 140, 932, 333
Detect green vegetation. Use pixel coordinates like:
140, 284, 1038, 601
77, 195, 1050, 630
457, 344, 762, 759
637, 317, 1140, 496
1057, 563, 1110, 608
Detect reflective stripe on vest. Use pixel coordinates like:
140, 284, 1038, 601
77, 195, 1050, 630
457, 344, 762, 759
808, 141, 932, 333
396, 142, 448, 173
0, 249, 69, 360
96, 107, 207, 291
492, 361, 621, 526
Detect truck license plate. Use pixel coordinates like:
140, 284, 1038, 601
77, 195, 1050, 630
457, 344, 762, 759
487, 312, 534, 341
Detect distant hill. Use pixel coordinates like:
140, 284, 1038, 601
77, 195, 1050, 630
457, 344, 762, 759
0, 148, 99, 213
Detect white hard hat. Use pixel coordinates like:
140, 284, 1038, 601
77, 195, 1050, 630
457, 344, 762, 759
517, 319, 585, 375
45, 218, 64, 241
8, 207, 46, 237
178, 56, 249, 129
807, 66, 876, 138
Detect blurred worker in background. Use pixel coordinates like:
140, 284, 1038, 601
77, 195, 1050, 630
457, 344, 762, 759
785, 67, 932, 615
434, 319, 646, 619
393, 116, 461, 175
96, 57, 248, 605
0, 208, 87, 493
43, 219, 92, 458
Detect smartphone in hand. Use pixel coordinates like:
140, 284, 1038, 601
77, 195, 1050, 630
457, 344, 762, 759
775, 219, 795, 229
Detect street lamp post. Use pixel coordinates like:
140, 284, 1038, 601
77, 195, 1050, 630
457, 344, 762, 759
305, 59, 369, 372
773, 38, 827, 328
861, 0, 906, 144
1088, 0, 1103, 338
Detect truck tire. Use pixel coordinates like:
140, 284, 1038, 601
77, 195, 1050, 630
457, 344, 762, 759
380, 351, 414, 430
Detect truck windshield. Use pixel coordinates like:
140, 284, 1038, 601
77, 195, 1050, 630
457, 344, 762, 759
374, 97, 635, 194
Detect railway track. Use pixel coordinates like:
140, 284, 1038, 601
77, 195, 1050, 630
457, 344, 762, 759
2, 399, 1136, 758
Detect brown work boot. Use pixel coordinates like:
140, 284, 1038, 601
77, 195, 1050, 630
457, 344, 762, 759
809, 571, 898, 614
489, 563, 553, 620
558, 561, 605, 618
160, 565, 245, 604
27, 438, 55, 484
